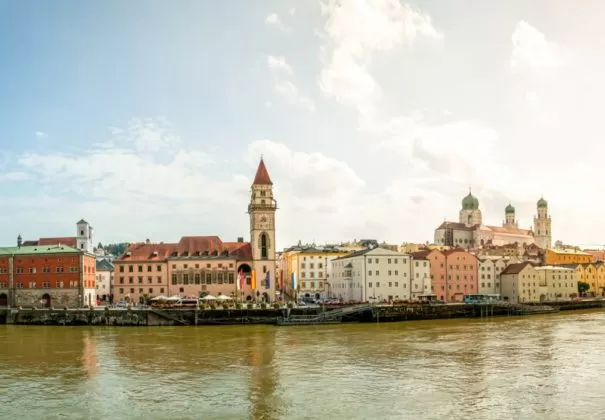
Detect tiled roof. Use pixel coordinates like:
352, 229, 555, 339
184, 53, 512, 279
436, 221, 475, 231
96, 258, 114, 271
409, 250, 435, 260
116, 236, 253, 262
485, 225, 533, 236
0, 245, 80, 255
38, 237, 78, 247
500, 262, 532, 275
253, 158, 273, 185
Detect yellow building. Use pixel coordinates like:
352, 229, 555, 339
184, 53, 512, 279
278, 245, 349, 300
574, 263, 605, 297
544, 248, 592, 265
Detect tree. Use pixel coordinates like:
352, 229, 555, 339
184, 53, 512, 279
578, 281, 590, 296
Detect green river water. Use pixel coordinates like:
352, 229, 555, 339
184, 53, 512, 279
2, 310, 605, 420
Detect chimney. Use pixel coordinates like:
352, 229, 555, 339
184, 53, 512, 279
237, 237, 244, 243
17, 234, 22, 248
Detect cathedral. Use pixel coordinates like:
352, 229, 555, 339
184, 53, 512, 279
434, 192, 552, 249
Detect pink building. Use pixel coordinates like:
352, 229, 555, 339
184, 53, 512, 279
411, 248, 478, 302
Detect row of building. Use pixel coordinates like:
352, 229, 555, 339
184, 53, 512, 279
0, 157, 601, 308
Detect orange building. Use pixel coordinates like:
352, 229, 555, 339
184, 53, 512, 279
0, 244, 96, 308
544, 248, 592, 265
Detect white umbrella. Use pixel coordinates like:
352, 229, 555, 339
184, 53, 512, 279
201, 295, 216, 301
166, 296, 181, 302
151, 295, 168, 301
216, 295, 233, 301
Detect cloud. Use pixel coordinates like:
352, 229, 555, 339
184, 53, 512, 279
274, 81, 315, 111
510, 21, 568, 70
35, 131, 47, 139
0, 172, 30, 182
265, 13, 288, 31
12, 118, 370, 245
289, 8, 296, 16
267, 55, 292, 74
319, 0, 443, 117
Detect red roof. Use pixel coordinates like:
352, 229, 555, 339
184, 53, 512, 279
253, 159, 273, 185
37, 237, 77, 247
116, 236, 253, 262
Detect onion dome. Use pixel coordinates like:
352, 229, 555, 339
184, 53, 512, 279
505, 203, 515, 214
461, 192, 479, 210
537, 197, 548, 208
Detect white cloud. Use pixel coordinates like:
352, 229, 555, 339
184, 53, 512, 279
289, 8, 296, 16
35, 131, 47, 139
265, 13, 288, 31
0, 172, 30, 182
274, 81, 315, 111
13, 118, 371, 246
510, 21, 568, 70
319, 0, 442, 117
267, 55, 292, 74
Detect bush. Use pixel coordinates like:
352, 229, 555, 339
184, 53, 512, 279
222, 303, 229, 310
287, 303, 294, 309
209, 304, 217, 310
260, 302, 267, 309
247, 302, 254, 309
235, 302, 243, 309
199, 303, 206, 310
273, 303, 281, 309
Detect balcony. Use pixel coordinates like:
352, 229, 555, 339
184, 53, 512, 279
248, 201, 277, 212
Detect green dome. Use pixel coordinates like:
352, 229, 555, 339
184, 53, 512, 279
505, 203, 515, 214
537, 197, 548, 208
462, 192, 479, 210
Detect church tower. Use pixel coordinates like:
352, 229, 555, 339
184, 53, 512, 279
76, 219, 94, 253
503, 203, 518, 228
459, 191, 482, 227
248, 158, 277, 301
533, 197, 552, 249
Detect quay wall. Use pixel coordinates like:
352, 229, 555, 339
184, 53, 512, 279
1, 301, 604, 326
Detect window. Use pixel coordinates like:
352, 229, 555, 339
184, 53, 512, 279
171, 274, 177, 285
119, 266, 124, 272
260, 233, 269, 259
147, 277, 152, 284
119, 277, 124, 284
147, 266, 152, 272
56, 266, 64, 273
157, 265, 162, 272
183, 274, 189, 285
128, 265, 133, 272
228, 273, 235, 284
16, 267, 23, 274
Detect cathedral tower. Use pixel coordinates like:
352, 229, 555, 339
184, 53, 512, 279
248, 158, 277, 301
533, 197, 552, 249
503, 203, 518, 228
459, 191, 482, 227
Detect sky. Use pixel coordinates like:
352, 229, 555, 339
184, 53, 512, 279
1, 0, 605, 250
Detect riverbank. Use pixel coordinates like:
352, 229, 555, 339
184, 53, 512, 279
2, 300, 605, 326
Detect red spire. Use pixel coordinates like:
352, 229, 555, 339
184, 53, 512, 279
252, 158, 273, 185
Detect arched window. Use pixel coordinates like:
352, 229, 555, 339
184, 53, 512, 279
259, 233, 269, 259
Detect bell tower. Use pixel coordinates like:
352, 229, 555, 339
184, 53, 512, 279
533, 197, 552, 249
248, 158, 277, 301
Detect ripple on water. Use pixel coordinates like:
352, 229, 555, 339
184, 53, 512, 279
3, 313, 605, 418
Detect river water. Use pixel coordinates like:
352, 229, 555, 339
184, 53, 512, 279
1, 310, 605, 420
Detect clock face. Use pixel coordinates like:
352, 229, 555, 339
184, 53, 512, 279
260, 216, 267, 223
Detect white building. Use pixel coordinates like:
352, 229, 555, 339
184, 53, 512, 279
500, 262, 577, 303
477, 257, 508, 295
331, 248, 431, 302
95, 258, 114, 303
535, 265, 577, 301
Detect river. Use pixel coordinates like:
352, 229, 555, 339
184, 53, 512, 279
1, 310, 605, 420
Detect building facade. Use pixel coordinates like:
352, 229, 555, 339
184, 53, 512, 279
113, 158, 277, 303
434, 193, 551, 249
331, 248, 431, 302
535, 265, 577, 301
0, 244, 96, 308
95, 258, 114, 303
477, 257, 508, 295
500, 262, 542, 303
543, 248, 592, 265
278, 244, 349, 300
533, 198, 552, 249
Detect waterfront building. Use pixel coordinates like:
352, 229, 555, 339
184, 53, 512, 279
434, 193, 551, 249
0, 242, 96, 308
560, 263, 605, 297
95, 258, 114, 303
411, 249, 444, 300
500, 262, 542, 303
477, 257, 508, 295
535, 265, 577, 301
113, 158, 277, 303
331, 248, 432, 302
278, 244, 348, 300
409, 254, 432, 300
543, 248, 592, 265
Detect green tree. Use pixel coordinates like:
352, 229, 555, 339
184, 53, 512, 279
578, 281, 590, 296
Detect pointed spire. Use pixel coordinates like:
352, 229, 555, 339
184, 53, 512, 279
252, 158, 273, 185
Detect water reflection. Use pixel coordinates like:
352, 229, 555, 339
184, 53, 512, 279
2, 311, 605, 419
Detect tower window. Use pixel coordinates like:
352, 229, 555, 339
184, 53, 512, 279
260, 191, 266, 197
80, 230, 84, 235
259, 233, 269, 259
